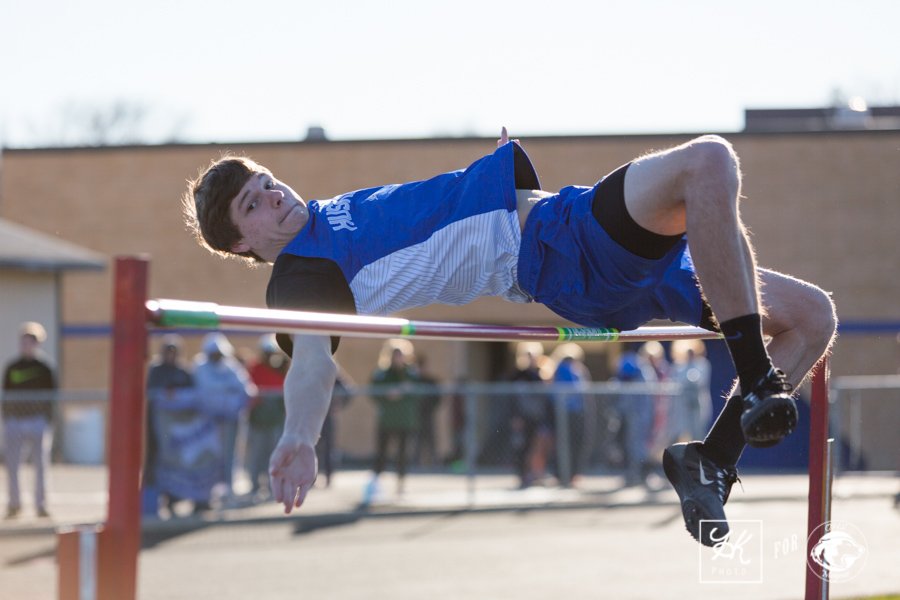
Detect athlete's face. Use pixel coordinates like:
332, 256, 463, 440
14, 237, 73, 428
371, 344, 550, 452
229, 171, 309, 261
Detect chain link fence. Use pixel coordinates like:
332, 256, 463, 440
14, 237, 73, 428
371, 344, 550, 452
1, 381, 693, 528
324, 380, 690, 506
830, 374, 900, 473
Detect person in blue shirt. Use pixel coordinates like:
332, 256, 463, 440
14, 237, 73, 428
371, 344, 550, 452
550, 344, 591, 487
192, 333, 256, 500
615, 342, 659, 488
183, 129, 837, 546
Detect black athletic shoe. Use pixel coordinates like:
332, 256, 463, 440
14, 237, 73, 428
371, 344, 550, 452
740, 367, 797, 448
663, 442, 739, 547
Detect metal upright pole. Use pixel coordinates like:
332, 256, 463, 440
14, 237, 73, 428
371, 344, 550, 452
805, 356, 831, 600
99, 256, 149, 600
821, 438, 835, 600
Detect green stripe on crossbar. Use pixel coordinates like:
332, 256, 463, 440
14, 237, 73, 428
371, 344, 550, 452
556, 327, 619, 342
157, 309, 220, 329
400, 323, 416, 337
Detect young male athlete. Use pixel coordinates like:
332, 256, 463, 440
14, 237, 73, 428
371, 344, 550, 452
183, 129, 836, 546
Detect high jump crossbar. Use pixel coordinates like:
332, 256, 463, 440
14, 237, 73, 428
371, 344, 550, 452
58, 257, 833, 600
145, 298, 723, 343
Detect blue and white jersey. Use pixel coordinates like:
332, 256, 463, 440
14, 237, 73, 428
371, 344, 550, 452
279, 142, 537, 316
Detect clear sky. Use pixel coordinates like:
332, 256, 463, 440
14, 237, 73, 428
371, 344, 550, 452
2, 0, 899, 146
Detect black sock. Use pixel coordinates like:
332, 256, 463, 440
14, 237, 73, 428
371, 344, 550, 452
699, 394, 746, 467
719, 313, 773, 397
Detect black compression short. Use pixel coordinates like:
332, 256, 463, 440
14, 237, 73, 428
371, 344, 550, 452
591, 163, 719, 332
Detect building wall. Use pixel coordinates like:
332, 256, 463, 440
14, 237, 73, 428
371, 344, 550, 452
2, 131, 898, 464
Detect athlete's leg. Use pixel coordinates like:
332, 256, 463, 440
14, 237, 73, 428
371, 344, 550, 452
759, 269, 837, 388
621, 136, 820, 447
624, 137, 836, 546
700, 269, 836, 468
623, 135, 758, 322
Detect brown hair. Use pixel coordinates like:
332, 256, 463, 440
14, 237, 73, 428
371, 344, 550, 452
182, 155, 271, 264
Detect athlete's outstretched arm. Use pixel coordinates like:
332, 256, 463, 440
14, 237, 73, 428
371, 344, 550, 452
268, 333, 337, 514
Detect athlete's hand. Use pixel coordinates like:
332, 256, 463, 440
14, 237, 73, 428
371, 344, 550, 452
498, 126, 522, 149
268, 433, 318, 514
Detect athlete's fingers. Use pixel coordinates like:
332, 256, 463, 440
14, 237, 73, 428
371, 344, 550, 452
498, 126, 509, 148
268, 461, 285, 503
280, 479, 298, 514
270, 473, 283, 504
295, 483, 311, 508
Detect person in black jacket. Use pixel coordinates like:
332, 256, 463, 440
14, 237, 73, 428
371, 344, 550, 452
2, 322, 57, 518
508, 343, 552, 488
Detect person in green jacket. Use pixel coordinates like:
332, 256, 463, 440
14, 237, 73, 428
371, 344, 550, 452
370, 339, 420, 497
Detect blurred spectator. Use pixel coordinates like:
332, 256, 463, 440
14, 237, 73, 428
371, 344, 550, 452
369, 339, 419, 497
246, 334, 287, 501
642, 341, 670, 382
445, 377, 468, 471
2, 322, 56, 519
317, 364, 354, 487
193, 333, 256, 500
412, 355, 441, 468
146, 334, 212, 515
550, 343, 591, 487
615, 342, 658, 487
508, 342, 552, 488
640, 341, 673, 457
669, 339, 713, 443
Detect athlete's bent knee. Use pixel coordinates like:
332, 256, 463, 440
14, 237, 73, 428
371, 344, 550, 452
684, 135, 738, 178
805, 285, 838, 351
780, 282, 838, 354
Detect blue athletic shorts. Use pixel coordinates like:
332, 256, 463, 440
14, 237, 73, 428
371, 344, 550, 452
517, 183, 704, 331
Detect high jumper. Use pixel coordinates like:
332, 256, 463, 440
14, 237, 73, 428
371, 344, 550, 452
183, 128, 836, 546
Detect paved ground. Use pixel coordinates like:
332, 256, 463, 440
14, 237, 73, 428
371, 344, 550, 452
2, 465, 899, 599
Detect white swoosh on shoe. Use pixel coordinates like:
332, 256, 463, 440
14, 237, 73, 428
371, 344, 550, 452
699, 460, 714, 485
